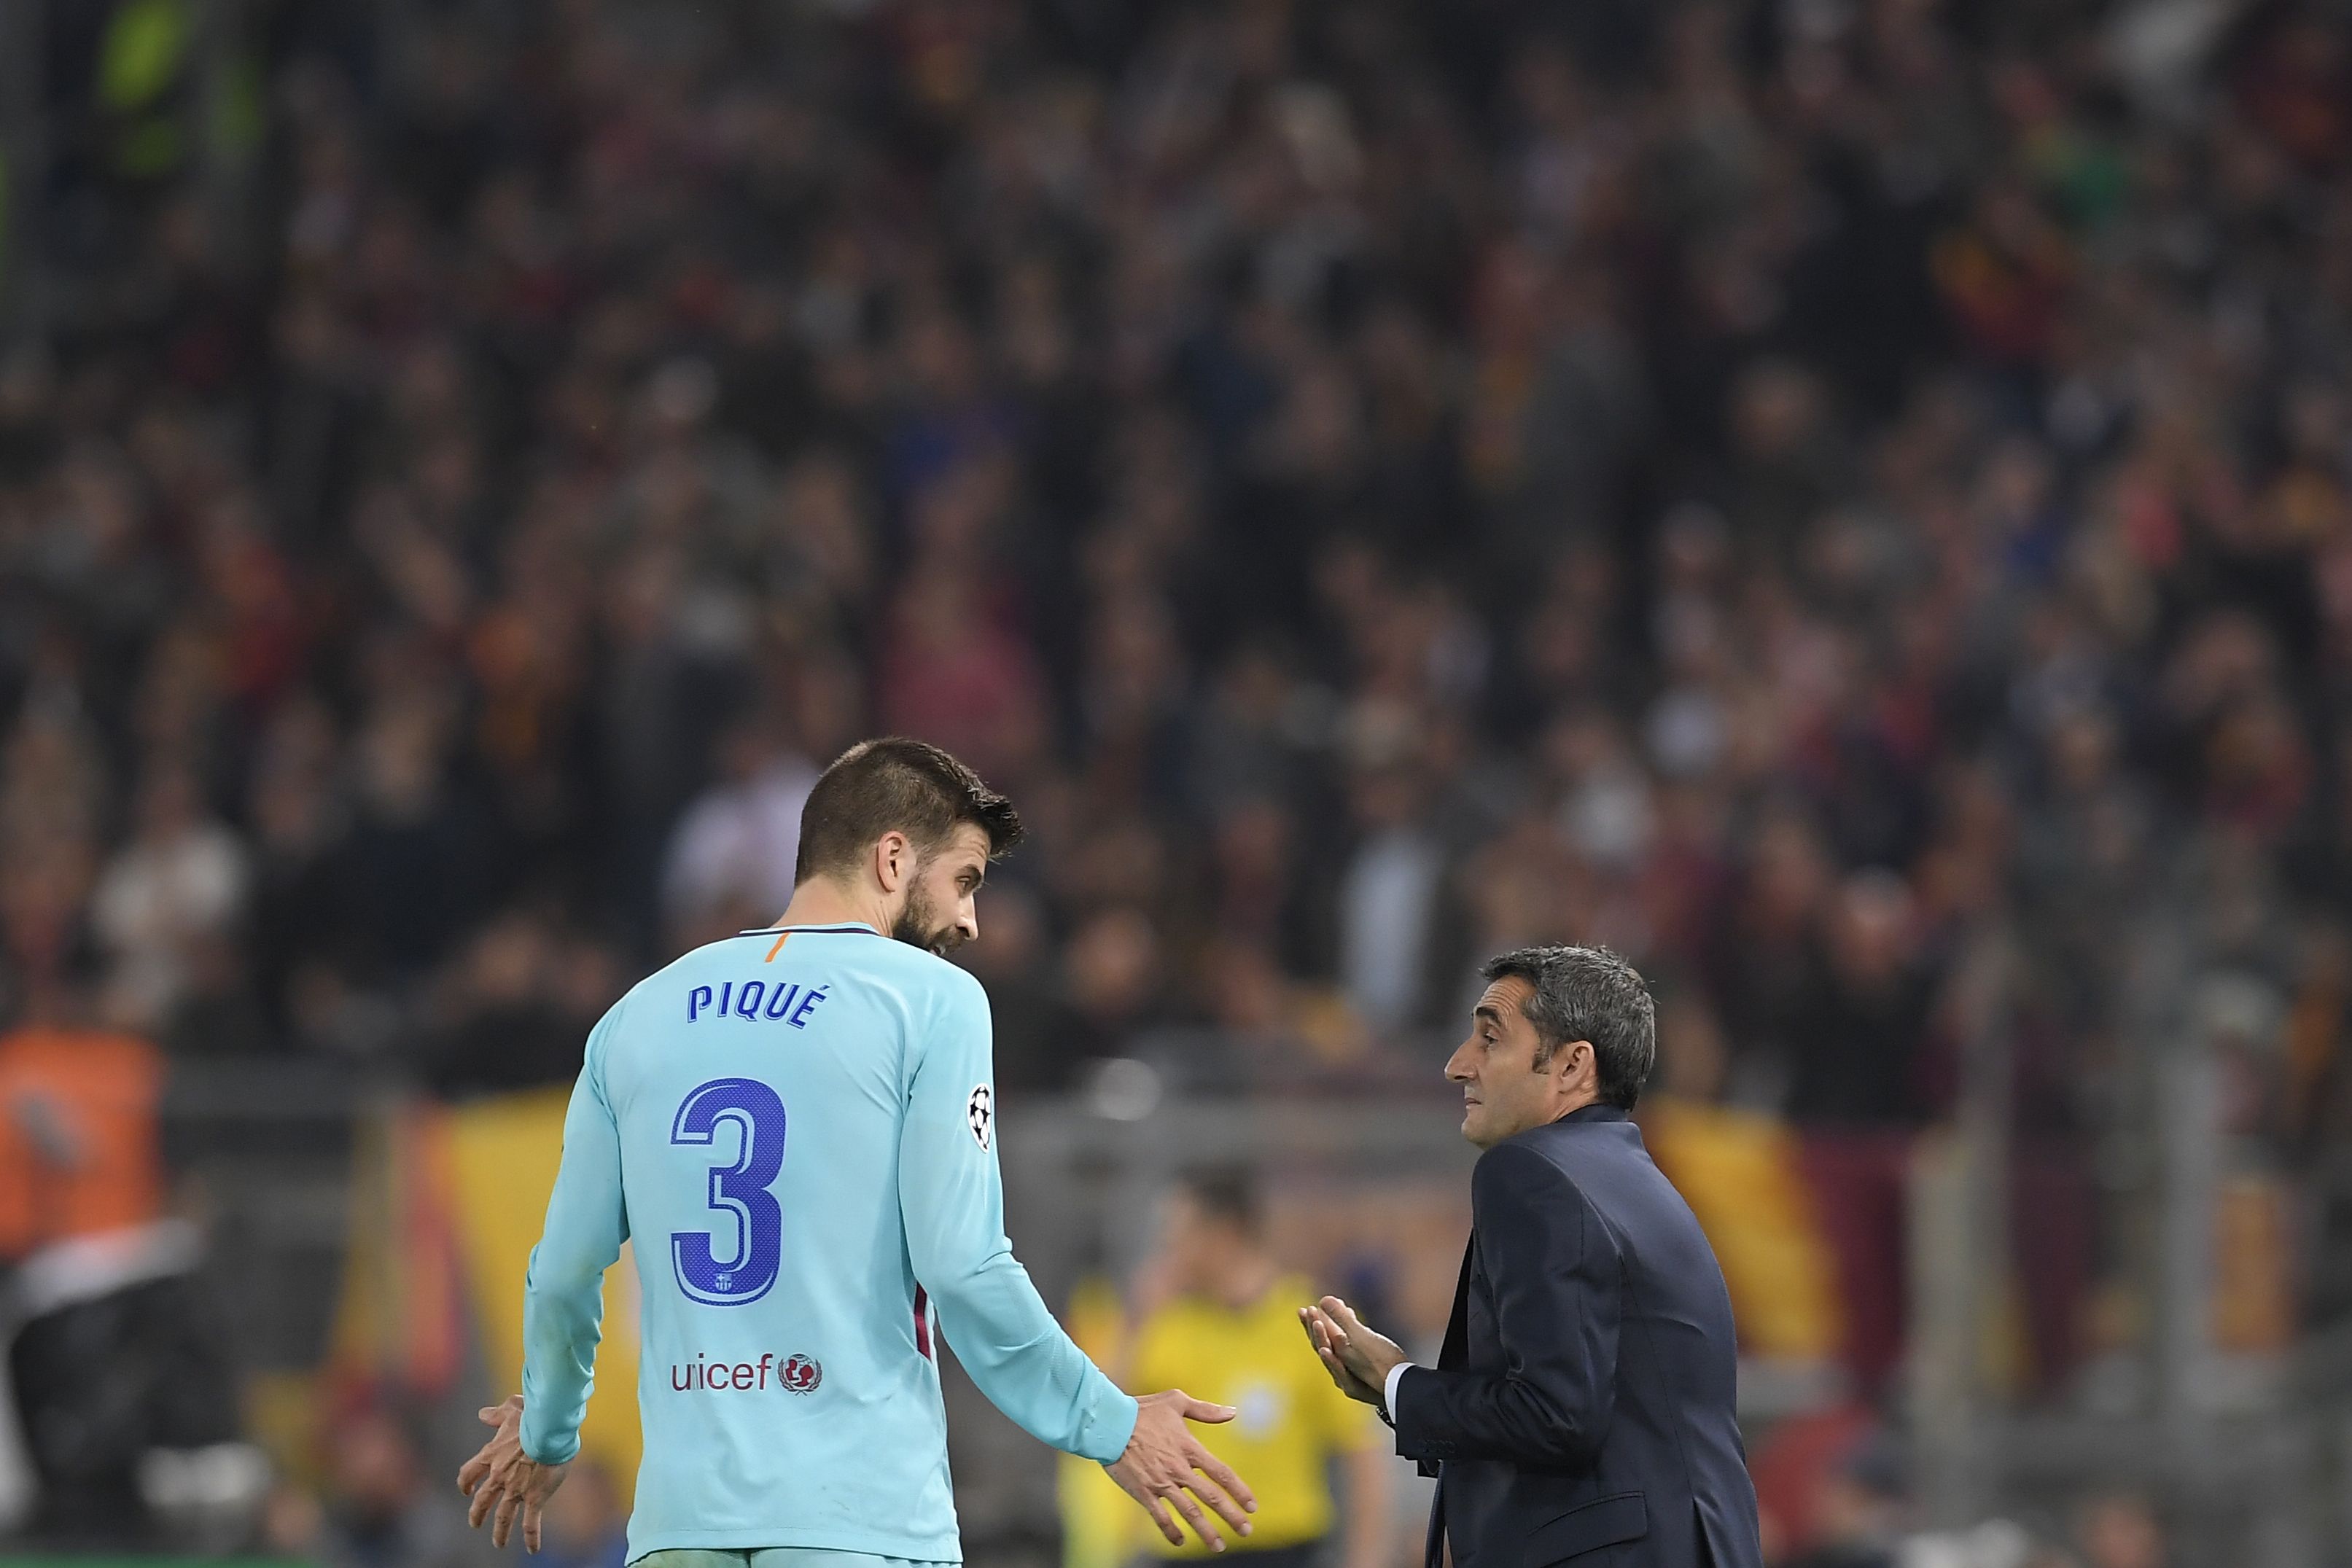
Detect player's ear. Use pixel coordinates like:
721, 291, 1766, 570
875, 830, 911, 892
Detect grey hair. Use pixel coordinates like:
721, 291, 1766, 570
1479, 945, 1657, 1109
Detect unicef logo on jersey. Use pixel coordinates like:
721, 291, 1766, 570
780, 1354, 822, 1394
666, 1351, 825, 1393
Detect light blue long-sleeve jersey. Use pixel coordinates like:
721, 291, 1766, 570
518, 923, 1139, 1564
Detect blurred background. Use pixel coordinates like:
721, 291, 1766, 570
0, 0, 2349, 1564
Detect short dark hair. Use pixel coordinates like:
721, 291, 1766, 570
1178, 1166, 1263, 1238
793, 737, 1024, 884
1479, 944, 1657, 1109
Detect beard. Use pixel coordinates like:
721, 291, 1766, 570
890, 879, 964, 956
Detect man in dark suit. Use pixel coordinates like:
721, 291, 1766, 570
1302, 945, 1763, 1568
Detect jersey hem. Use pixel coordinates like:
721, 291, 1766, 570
627, 1526, 962, 1564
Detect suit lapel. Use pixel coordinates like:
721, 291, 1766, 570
1438, 1234, 1474, 1370
1425, 1230, 1478, 1565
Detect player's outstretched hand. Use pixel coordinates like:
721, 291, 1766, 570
1105, 1389, 1258, 1553
456, 1394, 572, 1553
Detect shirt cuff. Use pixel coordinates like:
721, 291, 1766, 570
518, 1416, 580, 1467
1383, 1361, 1417, 1422
1080, 1387, 1141, 1465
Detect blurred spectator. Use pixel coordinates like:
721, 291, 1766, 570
334, 697, 494, 978
955, 884, 1082, 1093
160, 932, 280, 1059
1335, 763, 1446, 1034
536, 1459, 630, 1568
420, 908, 586, 1098
90, 766, 249, 1031
2074, 1493, 2166, 1568
1748, 1403, 1881, 1566
1788, 873, 1937, 1395
1199, 797, 1332, 986
1783, 1432, 1907, 1568
660, 711, 818, 943
316, 1408, 468, 1568
0, 986, 166, 1260
1061, 908, 1169, 1070
257, 1481, 327, 1561
0, 983, 249, 1550
1787, 873, 1934, 1128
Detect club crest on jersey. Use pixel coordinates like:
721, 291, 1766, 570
780, 1354, 822, 1394
966, 1084, 993, 1151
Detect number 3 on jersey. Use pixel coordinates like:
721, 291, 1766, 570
671, 1077, 786, 1306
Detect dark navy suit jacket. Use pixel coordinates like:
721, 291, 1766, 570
1388, 1105, 1764, 1568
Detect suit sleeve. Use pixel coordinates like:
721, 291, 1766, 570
520, 1001, 632, 1464
898, 970, 1140, 1463
1391, 1142, 1619, 1470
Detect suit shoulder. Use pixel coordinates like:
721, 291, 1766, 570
1471, 1136, 1587, 1205
1470, 1139, 1623, 1265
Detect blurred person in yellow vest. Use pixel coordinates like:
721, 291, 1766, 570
1122, 1169, 1391, 1568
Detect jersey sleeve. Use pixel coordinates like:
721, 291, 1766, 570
898, 970, 1138, 1464
519, 999, 631, 1464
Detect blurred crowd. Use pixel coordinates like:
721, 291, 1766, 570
4, 0, 2352, 1527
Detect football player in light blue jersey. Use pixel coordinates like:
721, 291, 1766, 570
456, 738, 1255, 1568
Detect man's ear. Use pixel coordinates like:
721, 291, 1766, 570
873, 830, 913, 893
1557, 1039, 1596, 1089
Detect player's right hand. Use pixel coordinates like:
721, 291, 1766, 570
457, 1393, 572, 1553
1104, 1389, 1258, 1553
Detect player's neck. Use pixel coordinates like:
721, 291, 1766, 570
771, 878, 890, 935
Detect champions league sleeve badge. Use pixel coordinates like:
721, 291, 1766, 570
966, 1084, 993, 1151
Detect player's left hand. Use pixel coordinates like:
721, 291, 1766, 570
1300, 1297, 1408, 1410
457, 1394, 572, 1552
1105, 1389, 1258, 1552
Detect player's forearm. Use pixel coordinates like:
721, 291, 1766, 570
924, 1250, 1139, 1462
516, 1064, 626, 1465
518, 1242, 605, 1462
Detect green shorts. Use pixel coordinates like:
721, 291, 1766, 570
635, 1553, 954, 1568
